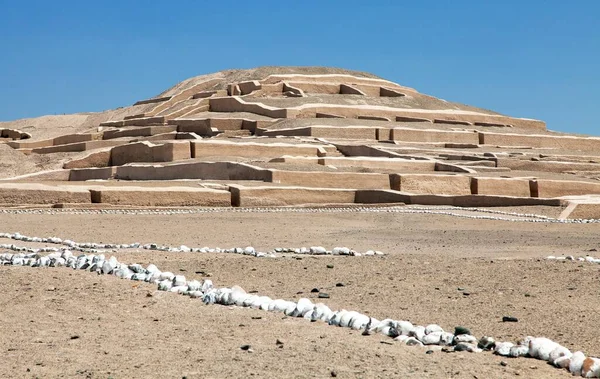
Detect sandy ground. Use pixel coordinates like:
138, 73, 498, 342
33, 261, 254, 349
1, 210, 599, 378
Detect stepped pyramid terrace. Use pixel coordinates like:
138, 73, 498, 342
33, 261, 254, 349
1, 67, 600, 219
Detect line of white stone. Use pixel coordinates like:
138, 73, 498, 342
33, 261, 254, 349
546, 255, 600, 264
1, 250, 598, 377
1, 206, 596, 223
0, 232, 383, 258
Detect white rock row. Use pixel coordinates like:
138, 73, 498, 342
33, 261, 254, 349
2, 250, 600, 377
0, 205, 597, 223
0, 232, 385, 258
491, 336, 600, 377
546, 255, 600, 265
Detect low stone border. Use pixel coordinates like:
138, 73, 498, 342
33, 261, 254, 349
0, 232, 384, 257
546, 255, 600, 264
1, 250, 599, 377
1, 205, 597, 223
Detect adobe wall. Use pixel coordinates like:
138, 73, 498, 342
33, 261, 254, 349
162, 100, 209, 119
268, 156, 320, 165
102, 126, 177, 140
237, 80, 261, 95
110, 141, 191, 166
435, 162, 476, 173
142, 132, 202, 141
309, 126, 378, 139
390, 174, 472, 195
260, 74, 412, 92
353, 189, 410, 204
284, 82, 340, 94
318, 157, 437, 171
191, 140, 333, 158
53, 133, 102, 145
8, 133, 100, 149
229, 185, 356, 207
354, 190, 561, 207
89, 187, 231, 207
390, 128, 479, 144
122, 116, 165, 127
471, 177, 532, 197
149, 78, 222, 115
31, 141, 127, 154
112, 161, 272, 182
63, 150, 112, 169
270, 170, 390, 189
192, 90, 228, 99
280, 82, 304, 97
533, 180, 600, 198
380, 87, 406, 97
172, 119, 213, 135
256, 126, 312, 137
209, 97, 290, 118
7, 139, 54, 149
69, 167, 116, 181
479, 132, 600, 152
133, 96, 171, 106
339, 84, 366, 96
496, 158, 600, 173
357, 116, 391, 121
332, 144, 410, 158
0, 183, 91, 205
291, 104, 545, 130
377, 128, 391, 141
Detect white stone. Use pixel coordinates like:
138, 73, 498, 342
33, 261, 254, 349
528, 337, 559, 361
173, 275, 186, 287
158, 280, 173, 291
201, 280, 213, 292
349, 313, 370, 330
494, 342, 514, 356
509, 344, 529, 357
425, 324, 443, 335
159, 272, 175, 281
405, 337, 424, 346
569, 351, 586, 376
101, 260, 115, 274
582, 357, 600, 378
186, 280, 202, 291
409, 325, 426, 341
454, 334, 478, 344
421, 332, 442, 345
548, 345, 571, 363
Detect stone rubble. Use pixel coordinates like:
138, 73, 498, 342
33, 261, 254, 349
1, 250, 599, 377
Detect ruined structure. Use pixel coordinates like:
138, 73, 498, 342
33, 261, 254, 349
1, 67, 599, 219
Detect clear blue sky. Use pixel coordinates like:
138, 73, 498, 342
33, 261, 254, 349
1, 0, 598, 136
